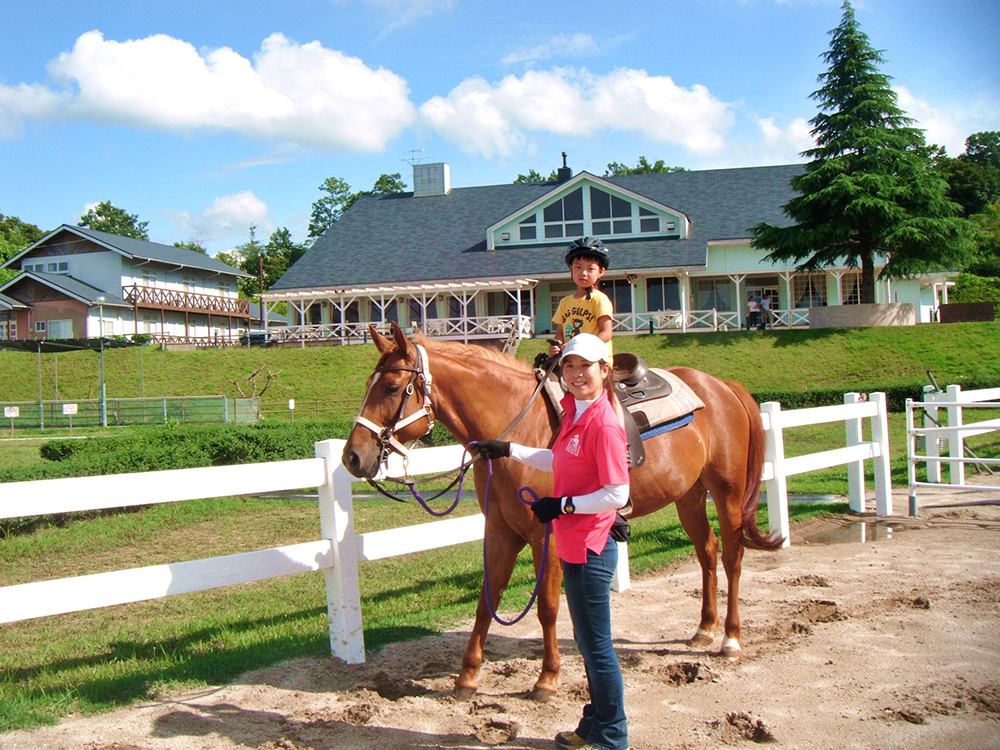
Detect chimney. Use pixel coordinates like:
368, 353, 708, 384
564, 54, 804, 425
413, 162, 451, 197
557, 151, 572, 183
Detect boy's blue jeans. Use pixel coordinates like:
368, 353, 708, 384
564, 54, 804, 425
562, 535, 629, 750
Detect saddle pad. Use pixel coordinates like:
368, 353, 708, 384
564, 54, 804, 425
626, 369, 705, 432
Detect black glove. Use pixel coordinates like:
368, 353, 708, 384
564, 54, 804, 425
475, 440, 511, 460
531, 496, 565, 524
533, 352, 559, 370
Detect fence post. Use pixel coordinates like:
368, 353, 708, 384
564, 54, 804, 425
315, 438, 366, 664
922, 386, 942, 483
870, 392, 892, 516
947, 384, 964, 485
844, 393, 865, 513
760, 402, 790, 548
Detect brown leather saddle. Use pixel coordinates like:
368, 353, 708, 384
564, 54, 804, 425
612, 353, 673, 468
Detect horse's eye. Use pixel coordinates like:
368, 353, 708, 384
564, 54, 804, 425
385, 382, 401, 396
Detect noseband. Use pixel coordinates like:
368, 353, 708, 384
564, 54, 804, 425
355, 343, 435, 467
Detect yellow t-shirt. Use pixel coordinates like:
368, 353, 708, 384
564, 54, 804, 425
551, 289, 614, 359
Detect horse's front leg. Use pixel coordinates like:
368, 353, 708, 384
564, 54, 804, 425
454, 524, 525, 700
529, 527, 562, 700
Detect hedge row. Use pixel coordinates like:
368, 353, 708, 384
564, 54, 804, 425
752, 375, 1000, 413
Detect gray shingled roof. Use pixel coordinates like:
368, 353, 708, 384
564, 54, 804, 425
0, 272, 130, 307
272, 164, 803, 293
1, 225, 251, 278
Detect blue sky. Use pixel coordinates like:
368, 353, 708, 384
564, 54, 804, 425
1, 0, 997, 256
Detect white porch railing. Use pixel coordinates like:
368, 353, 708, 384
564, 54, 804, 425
613, 308, 810, 335
270, 315, 533, 346
2, 395, 895, 661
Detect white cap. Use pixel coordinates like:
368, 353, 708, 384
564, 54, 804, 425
559, 333, 612, 365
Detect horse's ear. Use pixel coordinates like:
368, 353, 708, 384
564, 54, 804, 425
390, 321, 410, 354
370, 325, 393, 354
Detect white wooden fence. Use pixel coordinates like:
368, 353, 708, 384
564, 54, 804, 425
1, 393, 893, 661
760, 392, 891, 548
907, 385, 1000, 515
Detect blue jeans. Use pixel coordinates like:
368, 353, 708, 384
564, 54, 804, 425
562, 535, 628, 750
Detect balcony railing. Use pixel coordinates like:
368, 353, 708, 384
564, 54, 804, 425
125, 286, 250, 316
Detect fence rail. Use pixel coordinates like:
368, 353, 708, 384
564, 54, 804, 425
907, 385, 1000, 513
0, 395, 259, 430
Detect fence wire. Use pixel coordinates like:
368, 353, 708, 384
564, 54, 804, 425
1, 396, 259, 430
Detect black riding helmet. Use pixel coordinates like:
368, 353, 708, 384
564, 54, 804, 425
564, 237, 610, 270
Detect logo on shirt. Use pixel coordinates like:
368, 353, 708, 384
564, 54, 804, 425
566, 434, 581, 456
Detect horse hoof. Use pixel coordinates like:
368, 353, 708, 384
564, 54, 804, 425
528, 687, 557, 703
687, 629, 714, 648
453, 686, 478, 701
721, 637, 742, 661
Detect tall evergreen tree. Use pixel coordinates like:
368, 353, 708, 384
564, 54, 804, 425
750, 1, 973, 304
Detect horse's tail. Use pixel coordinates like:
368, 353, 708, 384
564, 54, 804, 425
725, 379, 784, 551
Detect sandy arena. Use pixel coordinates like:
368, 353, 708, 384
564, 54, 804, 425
2, 484, 998, 750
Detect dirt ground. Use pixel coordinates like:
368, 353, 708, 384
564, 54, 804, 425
3, 482, 999, 750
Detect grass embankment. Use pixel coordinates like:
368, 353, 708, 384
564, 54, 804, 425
2, 322, 1000, 732
1, 322, 998, 411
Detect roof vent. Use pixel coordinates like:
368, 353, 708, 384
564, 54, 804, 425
557, 151, 572, 183
413, 162, 451, 197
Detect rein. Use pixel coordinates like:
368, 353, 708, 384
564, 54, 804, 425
356, 343, 559, 625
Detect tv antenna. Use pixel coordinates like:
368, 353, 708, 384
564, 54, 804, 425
402, 149, 426, 167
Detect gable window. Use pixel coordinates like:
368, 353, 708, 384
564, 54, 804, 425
638, 207, 659, 233
47, 262, 69, 274
519, 215, 537, 241
543, 187, 584, 239
590, 188, 632, 235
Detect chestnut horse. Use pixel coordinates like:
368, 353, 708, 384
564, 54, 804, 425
343, 322, 779, 700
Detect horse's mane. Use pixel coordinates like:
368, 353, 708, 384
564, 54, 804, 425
412, 334, 534, 374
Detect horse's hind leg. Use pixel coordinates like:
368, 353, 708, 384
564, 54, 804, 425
714, 491, 747, 661
454, 524, 525, 700
675, 487, 721, 649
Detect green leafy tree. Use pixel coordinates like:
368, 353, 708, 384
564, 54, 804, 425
513, 169, 558, 183
967, 201, 1000, 277
219, 225, 308, 297
173, 240, 207, 255
308, 173, 407, 239
605, 156, 686, 176
750, 1, 973, 304
0, 214, 44, 284
961, 131, 1000, 171
78, 200, 149, 240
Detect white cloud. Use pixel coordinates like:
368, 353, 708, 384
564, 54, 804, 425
503, 34, 601, 66
1, 30, 415, 152
0, 82, 67, 137
419, 67, 734, 159
894, 85, 977, 157
163, 191, 274, 245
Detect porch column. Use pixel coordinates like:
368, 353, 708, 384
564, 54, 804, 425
678, 272, 689, 333
727, 274, 747, 330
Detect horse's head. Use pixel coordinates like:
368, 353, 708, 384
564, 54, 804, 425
342, 321, 436, 478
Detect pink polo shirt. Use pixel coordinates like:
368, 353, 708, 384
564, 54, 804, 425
551, 392, 629, 563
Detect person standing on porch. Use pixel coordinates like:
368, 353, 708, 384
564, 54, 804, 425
476, 333, 631, 750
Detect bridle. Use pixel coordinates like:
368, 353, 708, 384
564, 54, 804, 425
354, 343, 436, 470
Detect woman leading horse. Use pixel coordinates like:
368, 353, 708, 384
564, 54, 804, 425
342, 322, 779, 701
